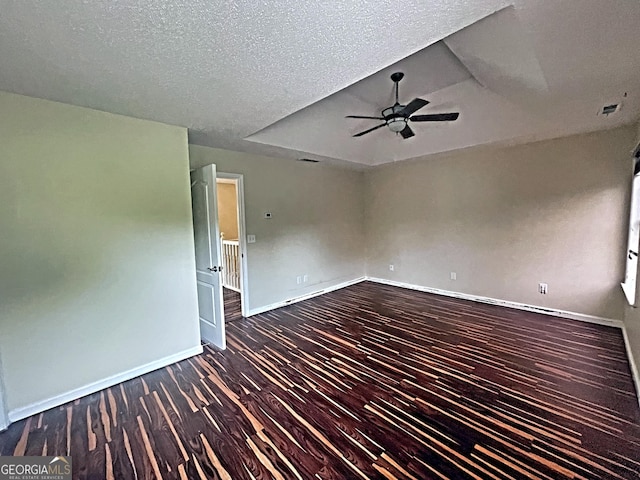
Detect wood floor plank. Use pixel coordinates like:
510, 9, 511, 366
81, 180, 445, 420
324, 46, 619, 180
1, 281, 639, 479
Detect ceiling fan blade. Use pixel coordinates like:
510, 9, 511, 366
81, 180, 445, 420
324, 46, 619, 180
346, 115, 385, 120
410, 112, 459, 122
353, 123, 386, 137
400, 98, 429, 116
400, 125, 415, 139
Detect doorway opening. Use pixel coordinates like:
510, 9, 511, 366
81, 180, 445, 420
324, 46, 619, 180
216, 173, 249, 321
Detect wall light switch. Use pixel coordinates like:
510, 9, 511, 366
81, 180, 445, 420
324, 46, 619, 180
247, 234, 256, 243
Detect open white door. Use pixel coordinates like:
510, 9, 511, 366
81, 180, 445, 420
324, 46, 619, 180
191, 165, 226, 349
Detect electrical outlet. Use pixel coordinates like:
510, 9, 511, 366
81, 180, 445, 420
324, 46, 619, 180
247, 234, 256, 243
303, 275, 308, 283
539, 283, 548, 294
296, 276, 302, 285
450, 272, 457, 280
389, 264, 394, 271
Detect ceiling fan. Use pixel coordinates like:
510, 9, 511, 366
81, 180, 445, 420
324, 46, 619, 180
346, 72, 459, 139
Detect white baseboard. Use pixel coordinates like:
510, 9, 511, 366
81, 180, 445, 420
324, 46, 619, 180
246, 277, 366, 317
366, 277, 624, 328
8, 345, 203, 424
622, 327, 640, 408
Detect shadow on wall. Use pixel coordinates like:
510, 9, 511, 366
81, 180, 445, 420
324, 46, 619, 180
2, 158, 190, 313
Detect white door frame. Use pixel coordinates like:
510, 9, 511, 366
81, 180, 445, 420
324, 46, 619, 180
217, 172, 250, 317
0, 349, 9, 431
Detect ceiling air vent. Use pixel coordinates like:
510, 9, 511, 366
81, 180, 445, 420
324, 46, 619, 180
600, 103, 621, 116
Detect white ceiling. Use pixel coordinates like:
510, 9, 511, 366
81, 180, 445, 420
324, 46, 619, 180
1, 1, 639, 167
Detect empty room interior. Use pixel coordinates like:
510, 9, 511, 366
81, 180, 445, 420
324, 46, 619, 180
2, 1, 640, 479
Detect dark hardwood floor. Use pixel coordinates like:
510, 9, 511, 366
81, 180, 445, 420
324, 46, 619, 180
223, 287, 243, 323
1, 281, 639, 479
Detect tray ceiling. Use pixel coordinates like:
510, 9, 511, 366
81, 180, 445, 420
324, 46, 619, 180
0, 1, 638, 167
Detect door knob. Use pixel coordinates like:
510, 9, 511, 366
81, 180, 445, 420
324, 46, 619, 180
208, 266, 223, 272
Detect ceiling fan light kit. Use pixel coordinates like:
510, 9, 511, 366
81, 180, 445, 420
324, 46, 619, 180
346, 72, 460, 139
387, 117, 407, 133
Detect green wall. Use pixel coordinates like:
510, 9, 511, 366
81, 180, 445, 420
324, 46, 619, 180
0, 92, 201, 415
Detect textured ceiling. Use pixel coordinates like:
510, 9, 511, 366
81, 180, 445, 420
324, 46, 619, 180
1, 1, 639, 167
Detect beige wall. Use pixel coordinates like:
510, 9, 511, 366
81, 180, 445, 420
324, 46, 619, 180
365, 126, 637, 319
0, 92, 201, 414
217, 182, 239, 240
190, 146, 366, 310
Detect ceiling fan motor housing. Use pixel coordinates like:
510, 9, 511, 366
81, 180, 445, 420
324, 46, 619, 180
382, 104, 406, 118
